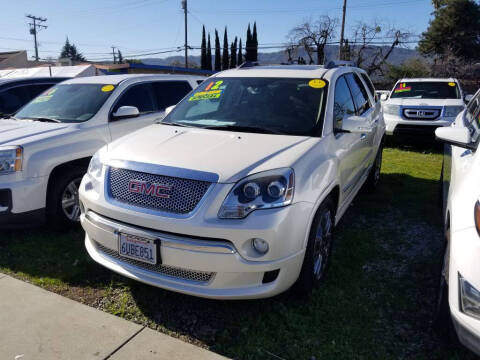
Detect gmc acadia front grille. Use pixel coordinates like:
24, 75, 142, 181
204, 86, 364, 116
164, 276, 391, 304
108, 167, 211, 214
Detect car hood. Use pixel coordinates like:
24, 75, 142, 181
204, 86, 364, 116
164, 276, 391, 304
385, 98, 464, 107
105, 125, 316, 183
0, 118, 70, 146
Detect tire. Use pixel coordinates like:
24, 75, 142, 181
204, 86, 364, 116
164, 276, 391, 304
294, 197, 335, 296
46, 166, 86, 230
365, 140, 384, 192
433, 233, 458, 344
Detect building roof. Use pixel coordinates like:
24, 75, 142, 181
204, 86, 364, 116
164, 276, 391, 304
0, 64, 96, 79
0, 77, 69, 86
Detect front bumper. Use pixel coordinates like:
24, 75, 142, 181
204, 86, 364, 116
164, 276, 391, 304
81, 210, 306, 299
384, 114, 455, 135
0, 174, 48, 227
448, 227, 480, 355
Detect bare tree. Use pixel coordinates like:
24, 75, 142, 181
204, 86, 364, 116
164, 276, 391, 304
289, 16, 338, 65
350, 21, 409, 76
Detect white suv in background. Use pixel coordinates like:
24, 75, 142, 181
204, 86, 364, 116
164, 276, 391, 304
382, 78, 469, 137
435, 89, 480, 355
0, 74, 203, 228
79, 63, 385, 299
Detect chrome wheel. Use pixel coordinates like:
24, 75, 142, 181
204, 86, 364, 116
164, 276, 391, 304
313, 209, 333, 280
61, 177, 82, 222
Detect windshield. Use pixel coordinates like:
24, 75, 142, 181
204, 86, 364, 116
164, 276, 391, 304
162, 77, 327, 136
16, 83, 115, 122
390, 81, 460, 99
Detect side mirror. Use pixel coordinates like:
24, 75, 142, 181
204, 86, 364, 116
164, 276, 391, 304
435, 127, 474, 149
165, 105, 175, 115
341, 115, 373, 134
112, 106, 139, 119
380, 93, 388, 101
465, 94, 474, 104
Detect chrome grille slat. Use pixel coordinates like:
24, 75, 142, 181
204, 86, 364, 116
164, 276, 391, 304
402, 108, 441, 120
94, 241, 215, 283
108, 167, 211, 214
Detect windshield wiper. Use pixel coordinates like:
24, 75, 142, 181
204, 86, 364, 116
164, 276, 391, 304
202, 125, 285, 135
28, 117, 62, 123
157, 122, 193, 128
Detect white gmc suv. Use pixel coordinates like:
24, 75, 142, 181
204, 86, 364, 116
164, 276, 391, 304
79, 63, 385, 299
382, 78, 469, 136
0, 74, 202, 228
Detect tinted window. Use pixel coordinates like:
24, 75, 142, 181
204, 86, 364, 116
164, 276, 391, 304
390, 81, 461, 99
197, 80, 204, 85
28, 84, 57, 100
333, 76, 356, 130
0, 86, 33, 115
151, 81, 192, 110
360, 73, 376, 101
164, 77, 327, 136
114, 83, 155, 114
346, 73, 371, 115
16, 84, 114, 122
465, 92, 480, 143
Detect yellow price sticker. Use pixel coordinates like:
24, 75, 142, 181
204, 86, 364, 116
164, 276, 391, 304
101, 85, 115, 92
448, 82, 456, 87
308, 79, 326, 89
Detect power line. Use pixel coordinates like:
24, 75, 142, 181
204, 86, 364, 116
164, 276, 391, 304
26, 14, 47, 61
181, 0, 188, 68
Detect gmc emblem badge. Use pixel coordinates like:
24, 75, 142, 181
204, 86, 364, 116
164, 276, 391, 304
128, 180, 172, 199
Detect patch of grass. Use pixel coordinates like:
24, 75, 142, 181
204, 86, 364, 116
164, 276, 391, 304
0, 145, 475, 359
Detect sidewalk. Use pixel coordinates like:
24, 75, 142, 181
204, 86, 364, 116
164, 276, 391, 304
0, 274, 228, 360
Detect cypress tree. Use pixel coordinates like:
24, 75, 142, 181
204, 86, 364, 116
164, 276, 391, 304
200, 25, 207, 70
222, 27, 229, 70
117, 50, 123, 64
237, 38, 243, 65
252, 22, 258, 61
214, 29, 221, 71
230, 37, 237, 68
246, 24, 253, 61
206, 33, 212, 71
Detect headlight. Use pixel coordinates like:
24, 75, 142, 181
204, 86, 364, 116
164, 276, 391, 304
444, 105, 465, 118
0, 146, 23, 175
218, 168, 294, 219
87, 151, 103, 179
384, 104, 400, 115
459, 274, 480, 320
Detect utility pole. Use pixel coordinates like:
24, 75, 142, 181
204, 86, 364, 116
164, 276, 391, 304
339, 0, 347, 60
181, 0, 188, 68
26, 14, 47, 62
111, 46, 117, 64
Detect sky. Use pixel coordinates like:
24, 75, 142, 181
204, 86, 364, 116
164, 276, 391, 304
0, 0, 435, 62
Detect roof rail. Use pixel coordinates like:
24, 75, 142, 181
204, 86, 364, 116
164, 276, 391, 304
325, 60, 356, 69
238, 61, 260, 69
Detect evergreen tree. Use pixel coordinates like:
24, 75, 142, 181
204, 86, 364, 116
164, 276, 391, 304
237, 38, 243, 65
206, 33, 212, 71
230, 37, 238, 68
200, 25, 207, 70
246, 24, 253, 61
117, 50, 124, 64
214, 29, 221, 71
419, 0, 480, 61
59, 37, 86, 62
222, 27, 229, 70
252, 22, 258, 61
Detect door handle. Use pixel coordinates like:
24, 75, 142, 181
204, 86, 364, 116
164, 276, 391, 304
360, 134, 367, 140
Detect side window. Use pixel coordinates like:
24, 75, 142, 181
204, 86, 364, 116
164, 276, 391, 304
346, 73, 371, 115
333, 76, 356, 130
360, 73, 377, 102
0, 86, 32, 115
465, 92, 480, 142
151, 81, 192, 110
196, 80, 204, 85
113, 83, 155, 115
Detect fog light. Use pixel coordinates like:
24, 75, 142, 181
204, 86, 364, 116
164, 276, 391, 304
459, 273, 480, 320
252, 238, 269, 254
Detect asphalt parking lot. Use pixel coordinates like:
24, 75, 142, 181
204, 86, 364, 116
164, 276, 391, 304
0, 145, 475, 359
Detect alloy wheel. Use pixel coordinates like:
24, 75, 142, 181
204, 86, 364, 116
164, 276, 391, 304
61, 177, 82, 222
313, 209, 333, 280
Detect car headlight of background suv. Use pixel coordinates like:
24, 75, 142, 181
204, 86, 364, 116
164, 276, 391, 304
443, 105, 465, 118
384, 104, 400, 116
85, 150, 104, 192
459, 274, 480, 320
218, 168, 294, 219
0, 146, 22, 175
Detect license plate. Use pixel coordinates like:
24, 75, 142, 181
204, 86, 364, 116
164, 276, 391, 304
118, 233, 157, 265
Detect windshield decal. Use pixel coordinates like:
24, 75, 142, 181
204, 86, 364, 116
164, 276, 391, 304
101, 85, 115, 92
189, 89, 222, 101
308, 79, 326, 89
394, 83, 412, 93
32, 95, 53, 103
